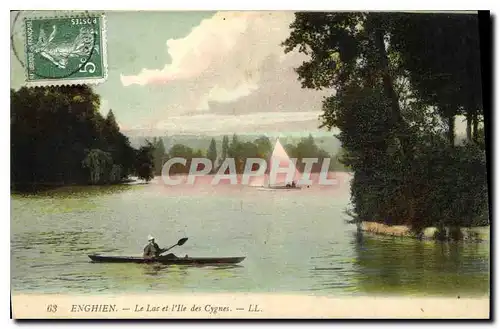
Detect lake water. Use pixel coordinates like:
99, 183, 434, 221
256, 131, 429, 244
11, 173, 490, 297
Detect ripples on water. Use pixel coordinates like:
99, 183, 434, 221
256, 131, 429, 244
11, 180, 490, 296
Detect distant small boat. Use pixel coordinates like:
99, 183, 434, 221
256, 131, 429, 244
258, 139, 302, 191
257, 185, 301, 191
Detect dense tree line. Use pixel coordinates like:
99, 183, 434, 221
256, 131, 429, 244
284, 134, 347, 172
11, 86, 155, 190
283, 12, 488, 235
150, 134, 348, 175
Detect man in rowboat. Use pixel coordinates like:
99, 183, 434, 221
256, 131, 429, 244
143, 235, 169, 259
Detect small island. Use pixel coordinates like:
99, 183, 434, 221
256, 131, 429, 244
11, 86, 156, 191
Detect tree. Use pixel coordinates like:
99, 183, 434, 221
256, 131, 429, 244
11, 85, 136, 189
218, 135, 230, 169
82, 149, 113, 184
193, 149, 204, 157
282, 13, 412, 158
152, 137, 167, 176
254, 136, 272, 158
284, 134, 340, 172
236, 142, 259, 173
387, 13, 483, 146
228, 134, 239, 157
105, 109, 120, 134
167, 144, 195, 174
207, 138, 217, 173
169, 144, 194, 160
135, 142, 155, 182
283, 12, 488, 235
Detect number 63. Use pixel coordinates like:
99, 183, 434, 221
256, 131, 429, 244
46, 304, 57, 312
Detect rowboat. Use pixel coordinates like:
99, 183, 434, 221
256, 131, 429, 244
88, 254, 246, 265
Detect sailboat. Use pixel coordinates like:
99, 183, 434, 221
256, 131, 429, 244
256, 139, 302, 191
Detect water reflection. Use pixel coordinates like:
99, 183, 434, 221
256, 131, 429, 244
351, 232, 490, 297
308, 240, 358, 293
11, 230, 117, 255
83, 262, 245, 292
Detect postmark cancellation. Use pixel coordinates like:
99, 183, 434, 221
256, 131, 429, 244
23, 13, 107, 86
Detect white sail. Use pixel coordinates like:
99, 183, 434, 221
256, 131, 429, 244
265, 139, 301, 187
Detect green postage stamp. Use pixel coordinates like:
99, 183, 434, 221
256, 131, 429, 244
24, 14, 107, 86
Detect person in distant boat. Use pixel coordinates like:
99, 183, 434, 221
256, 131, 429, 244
143, 235, 167, 258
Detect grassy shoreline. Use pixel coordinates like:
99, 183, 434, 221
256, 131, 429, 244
359, 221, 490, 242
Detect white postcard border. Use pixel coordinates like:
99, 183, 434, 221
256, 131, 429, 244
5, 1, 497, 328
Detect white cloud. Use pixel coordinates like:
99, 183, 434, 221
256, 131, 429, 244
119, 11, 335, 133
130, 111, 323, 134
120, 12, 292, 89
197, 83, 260, 111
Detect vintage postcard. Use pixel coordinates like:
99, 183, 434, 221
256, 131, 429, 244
10, 10, 490, 319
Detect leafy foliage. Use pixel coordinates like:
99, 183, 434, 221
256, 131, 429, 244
11, 86, 153, 189
207, 138, 217, 173
283, 12, 489, 234
151, 137, 167, 175
388, 13, 483, 145
135, 142, 155, 182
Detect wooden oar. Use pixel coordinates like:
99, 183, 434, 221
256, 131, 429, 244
159, 237, 188, 255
